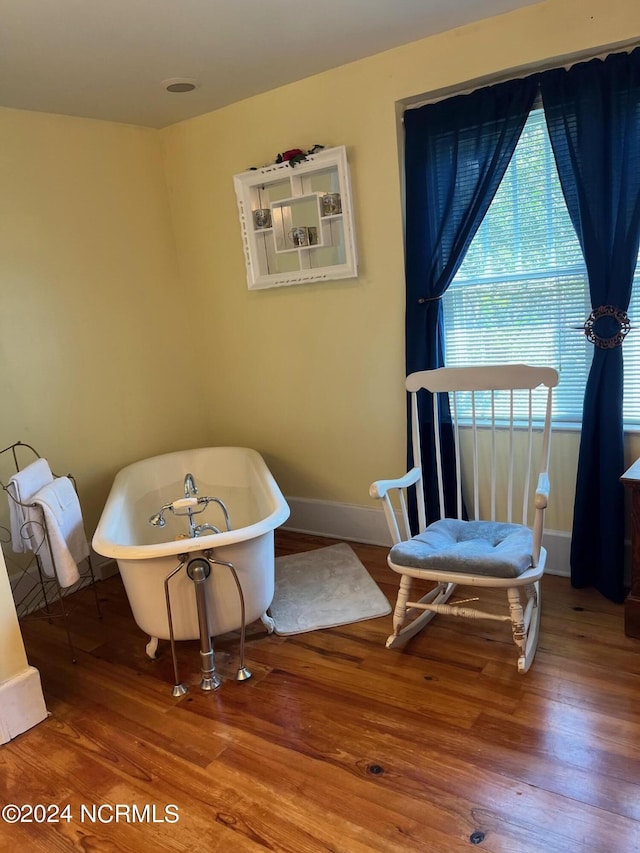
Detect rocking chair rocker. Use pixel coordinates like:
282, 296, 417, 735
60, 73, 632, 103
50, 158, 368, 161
370, 364, 558, 673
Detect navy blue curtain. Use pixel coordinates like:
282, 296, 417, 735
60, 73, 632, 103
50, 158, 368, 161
404, 76, 538, 524
541, 49, 640, 603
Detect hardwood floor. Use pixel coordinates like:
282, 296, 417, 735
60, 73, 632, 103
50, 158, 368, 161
2, 531, 640, 852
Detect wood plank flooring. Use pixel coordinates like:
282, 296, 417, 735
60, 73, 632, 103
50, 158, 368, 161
2, 531, 640, 852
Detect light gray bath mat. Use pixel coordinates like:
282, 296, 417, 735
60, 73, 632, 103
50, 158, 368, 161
269, 543, 391, 636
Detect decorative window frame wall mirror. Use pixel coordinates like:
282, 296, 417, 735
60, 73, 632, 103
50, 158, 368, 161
233, 145, 358, 290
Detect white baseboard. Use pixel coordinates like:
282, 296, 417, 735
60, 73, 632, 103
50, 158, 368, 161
283, 496, 575, 577
0, 666, 48, 744
284, 497, 394, 548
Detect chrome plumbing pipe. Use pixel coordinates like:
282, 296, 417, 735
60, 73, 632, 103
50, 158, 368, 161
164, 556, 188, 697
202, 497, 232, 531
204, 550, 251, 682
186, 557, 221, 692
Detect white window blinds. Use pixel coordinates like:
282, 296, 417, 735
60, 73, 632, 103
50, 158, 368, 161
442, 106, 640, 426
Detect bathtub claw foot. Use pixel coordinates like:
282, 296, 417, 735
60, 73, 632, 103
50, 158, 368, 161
261, 612, 276, 634
145, 636, 159, 659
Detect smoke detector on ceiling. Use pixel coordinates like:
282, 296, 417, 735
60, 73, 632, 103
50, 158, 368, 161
162, 78, 199, 93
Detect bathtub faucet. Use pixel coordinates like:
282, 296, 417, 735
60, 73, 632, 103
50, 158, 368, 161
184, 473, 198, 498
149, 494, 232, 537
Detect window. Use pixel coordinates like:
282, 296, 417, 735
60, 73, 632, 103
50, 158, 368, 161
442, 106, 640, 426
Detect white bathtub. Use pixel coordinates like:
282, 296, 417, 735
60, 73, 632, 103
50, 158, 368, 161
92, 447, 290, 648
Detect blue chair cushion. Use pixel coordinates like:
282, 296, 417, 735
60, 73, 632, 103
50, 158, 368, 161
389, 519, 533, 578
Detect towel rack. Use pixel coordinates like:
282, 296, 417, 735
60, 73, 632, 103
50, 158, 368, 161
0, 440, 102, 662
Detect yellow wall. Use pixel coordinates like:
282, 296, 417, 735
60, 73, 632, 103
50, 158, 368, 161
0, 0, 639, 554
0, 548, 29, 682
162, 0, 640, 533
0, 107, 209, 536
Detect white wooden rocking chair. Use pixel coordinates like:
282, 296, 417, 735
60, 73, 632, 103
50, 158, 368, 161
370, 364, 558, 673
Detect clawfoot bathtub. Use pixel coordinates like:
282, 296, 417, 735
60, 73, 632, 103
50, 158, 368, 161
92, 447, 290, 654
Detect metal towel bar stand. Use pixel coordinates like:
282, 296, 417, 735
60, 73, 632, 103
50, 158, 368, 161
0, 440, 102, 662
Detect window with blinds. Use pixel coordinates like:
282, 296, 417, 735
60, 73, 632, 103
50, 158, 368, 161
442, 106, 640, 426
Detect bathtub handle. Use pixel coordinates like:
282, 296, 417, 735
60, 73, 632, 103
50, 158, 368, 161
171, 497, 199, 511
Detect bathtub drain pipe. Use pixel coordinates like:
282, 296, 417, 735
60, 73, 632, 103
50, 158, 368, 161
186, 557, 222, 692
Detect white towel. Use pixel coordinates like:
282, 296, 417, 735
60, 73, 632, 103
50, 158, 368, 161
7, 458, 54, 553
31, 477, 89, 588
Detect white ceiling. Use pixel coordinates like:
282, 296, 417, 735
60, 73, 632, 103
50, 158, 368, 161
0, 0, 541, 129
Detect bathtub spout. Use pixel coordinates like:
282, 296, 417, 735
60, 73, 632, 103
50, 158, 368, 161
184, 473, 198, 498
186, 557, 221, 692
